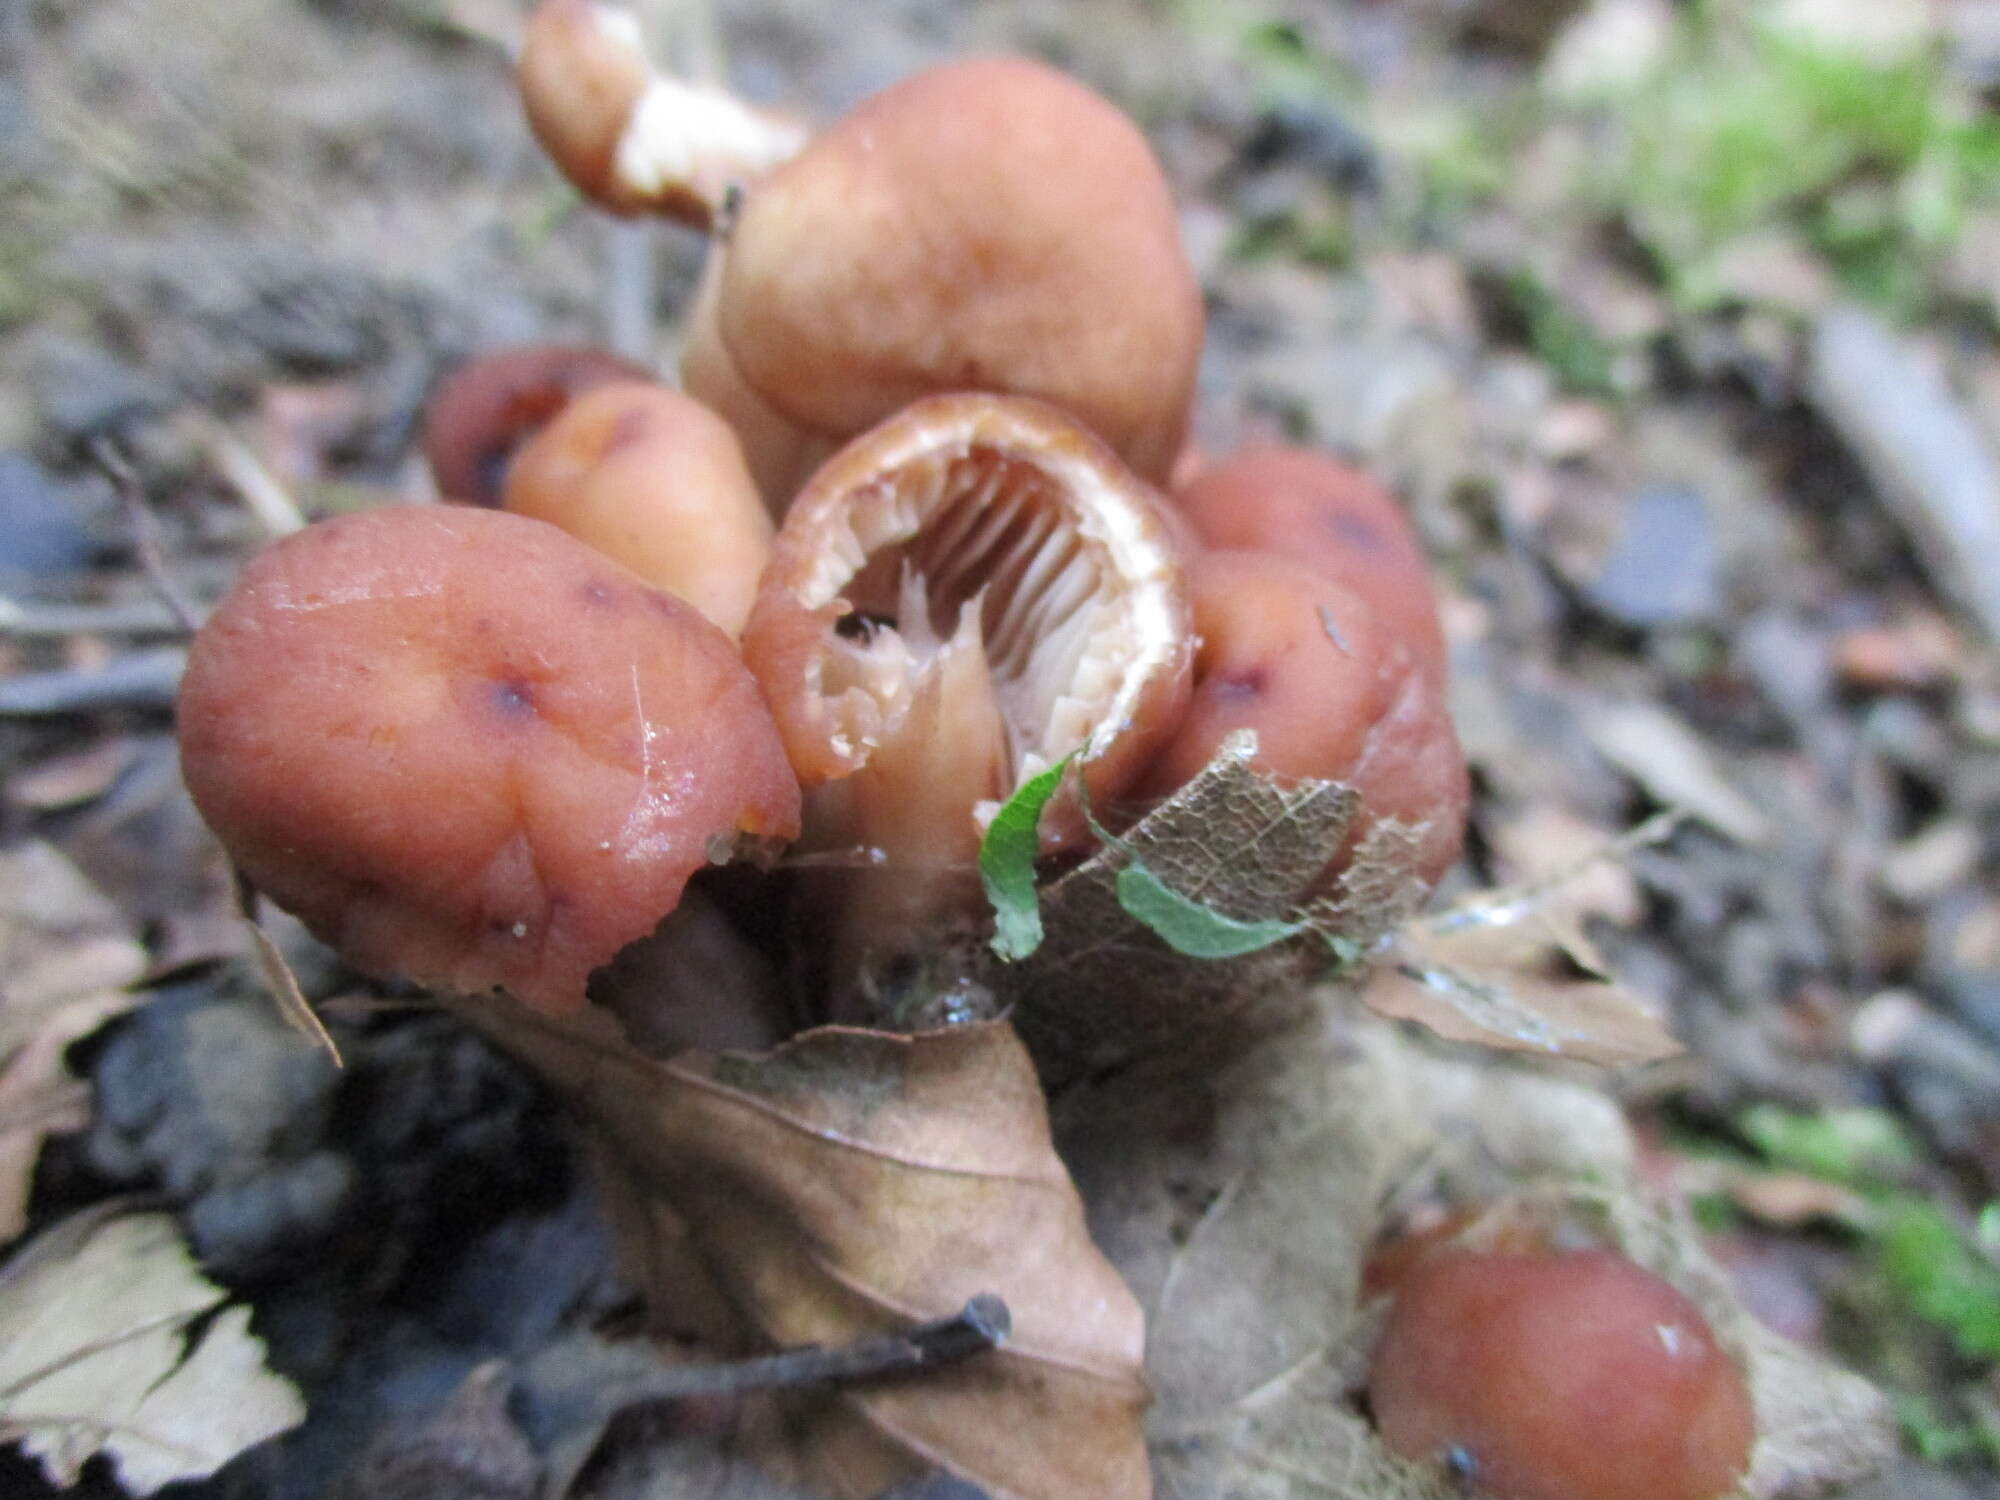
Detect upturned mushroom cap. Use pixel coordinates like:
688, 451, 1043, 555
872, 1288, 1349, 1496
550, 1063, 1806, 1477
517, 0, 806, 227
1137, 549, 1466, 888
682, 57, 1203, 506
501, 381, 773, 637
1172, 445, 1447, 677
1370, 1249, 1756, 1500
423, 344, 651, 506
178, 506, 800, 1016
742, 394, 1192, 855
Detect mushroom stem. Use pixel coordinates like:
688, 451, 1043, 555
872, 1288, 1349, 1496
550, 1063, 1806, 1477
807, 580, 1010, 1015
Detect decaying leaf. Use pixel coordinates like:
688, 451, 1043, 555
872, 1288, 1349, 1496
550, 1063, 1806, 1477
1057, 1003, 1894, 1500
1585, 700, 1771, 845
981, 731, 1673, 1085
0, 1207, 305, 1494
449, 998, 1150, 1500
984, 732, 1432, 1086
1364, 905, 1682, 1066
0, 842, 149, 1241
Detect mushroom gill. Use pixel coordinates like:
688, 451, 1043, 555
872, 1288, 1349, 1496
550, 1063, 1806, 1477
745, 394, 1191, 848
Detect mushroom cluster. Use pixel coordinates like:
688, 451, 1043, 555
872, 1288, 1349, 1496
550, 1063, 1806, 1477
179, 11, 1470, 1029
160, 14, 1777, 1500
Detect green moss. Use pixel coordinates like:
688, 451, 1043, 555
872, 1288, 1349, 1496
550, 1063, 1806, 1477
1584, 3, 2000, 313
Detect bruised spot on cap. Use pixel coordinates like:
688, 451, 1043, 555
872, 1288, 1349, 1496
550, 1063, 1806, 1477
1328, 512, 1386, 552
490, 677, 538, 719
605, 404, 654, 454
1213, 668, 1266, 702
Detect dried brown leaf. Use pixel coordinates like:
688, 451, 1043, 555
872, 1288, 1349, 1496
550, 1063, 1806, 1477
450, 999, 1150, 1500
1585, 701, 1771, 844
1364, 908, 1682, 1067
0, 843, 148, 1241
0, 1209, 304, 1494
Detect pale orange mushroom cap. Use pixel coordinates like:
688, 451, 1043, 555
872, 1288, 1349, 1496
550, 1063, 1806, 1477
178, 506, 801, 1016
1370, 1249, 1756, 1500
502, 381, 773, 637
1138, 550, 1467, 888
683, 57, 1204, 507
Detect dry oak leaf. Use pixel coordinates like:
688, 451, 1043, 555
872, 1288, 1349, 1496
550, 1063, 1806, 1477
0, 842, 148, 1242
449, 998, 1151, 1500
0, 1206, 305, 1494
1364, 904, 1681, 1067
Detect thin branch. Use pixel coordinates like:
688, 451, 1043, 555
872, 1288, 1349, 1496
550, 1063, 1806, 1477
595, 1295, 1010, 1407
85, 437, 201, 635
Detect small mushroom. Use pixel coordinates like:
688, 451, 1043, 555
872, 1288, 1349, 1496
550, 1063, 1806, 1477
741, 394, 1191, 989
1369, 1247, 1756, 1500
517, 0, 808, 229
681, 57, 1204, 507
177, 505, 801, 1018
1171, 444, 1447, 678
1135, 549, 1466, 890
422, 343, 651, 507
501, 381, 773, 637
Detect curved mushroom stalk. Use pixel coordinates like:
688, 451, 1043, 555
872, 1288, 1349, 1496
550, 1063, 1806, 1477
518, 0, 807, 229
743, 395, 1193, 1014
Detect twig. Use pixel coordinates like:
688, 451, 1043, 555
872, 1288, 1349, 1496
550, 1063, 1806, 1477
85, 437, 201, 635
598, 1295, 1010, 1406
202, 423, 306, 538
0, 596, 192, 639
0, 649, 186, 716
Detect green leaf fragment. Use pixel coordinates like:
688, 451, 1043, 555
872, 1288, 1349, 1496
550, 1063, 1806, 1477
1114, 861, 1307, 959
979, 755, 1074, 961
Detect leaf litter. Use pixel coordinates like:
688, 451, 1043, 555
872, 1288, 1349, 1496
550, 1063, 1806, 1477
0, 841, 148, 1242
0, 1205, 304, 1494
446, 996, 1150, 1500
1056, 1000, 1895, 1500
985, 731, 1681, 1086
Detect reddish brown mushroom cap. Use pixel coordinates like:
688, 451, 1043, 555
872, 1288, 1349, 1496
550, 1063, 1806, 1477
422, 344, 652, 506
1369, 1249, 1756, 1500
1172, 445, 1447, 678
1137, 550, 1466, 888
502, 381, 773, 637
684, 56, 1203, 505
178, 506, 800, 1016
